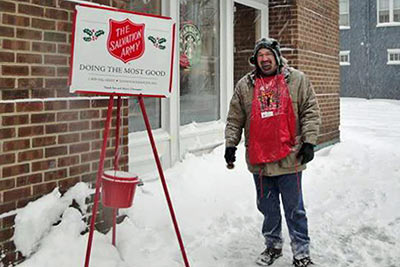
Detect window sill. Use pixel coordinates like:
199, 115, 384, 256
377, 22, 400, 27
339, 26, 350, 30
387, 62, 400, 65
340, 63, 350, 66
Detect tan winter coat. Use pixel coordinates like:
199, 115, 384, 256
225, 67, 321, 176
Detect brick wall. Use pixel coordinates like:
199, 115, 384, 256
0, 0, 130, 265
268, 0, 341, 145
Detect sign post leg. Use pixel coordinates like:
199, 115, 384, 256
138, 96, 191, 267
84, 95, 114, 267
112, 96, 122, 246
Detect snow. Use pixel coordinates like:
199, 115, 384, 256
13, 97, 400, 267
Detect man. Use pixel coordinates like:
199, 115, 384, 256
224, 37, 320, 267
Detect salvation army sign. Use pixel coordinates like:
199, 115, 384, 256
69, 5, 175, 97
107, 19, 145, 63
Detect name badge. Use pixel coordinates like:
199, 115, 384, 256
261, 111, 274, 118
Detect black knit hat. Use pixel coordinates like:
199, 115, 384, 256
249, 37, 282, 70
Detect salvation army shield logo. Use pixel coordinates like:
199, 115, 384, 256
107, 19, 145, 63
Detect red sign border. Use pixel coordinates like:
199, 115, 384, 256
69, 4, 175, 98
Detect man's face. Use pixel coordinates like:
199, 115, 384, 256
256, 48, 278, 76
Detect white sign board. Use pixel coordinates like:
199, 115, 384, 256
69, 4, 175, 97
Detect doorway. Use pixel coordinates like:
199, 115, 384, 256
233, 1, 263, 85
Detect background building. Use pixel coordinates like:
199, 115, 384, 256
340, 0, 400, 99
0, 0, 340, 265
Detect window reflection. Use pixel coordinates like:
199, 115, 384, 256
179, 0, 220, 125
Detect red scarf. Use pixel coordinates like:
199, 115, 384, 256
248, 74, 296, 164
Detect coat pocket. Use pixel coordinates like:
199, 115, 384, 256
278, 139, 301, 168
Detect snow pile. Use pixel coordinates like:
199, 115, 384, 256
13, 98, 400, 267
14, 183, 93, 257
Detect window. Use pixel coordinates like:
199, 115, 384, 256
339, 0, 350, 28
378, 0, 400, 25
179, 0, 220, 125
128, 0, 162, 132
388, 49, 400, 64
340, 51, 350, 65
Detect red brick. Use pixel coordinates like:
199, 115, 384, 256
55, 88, 71, 98
32, 136, 56, 147
44, 168, 67, 181
0, 228, 14, 242
32, 42, 56, 53
2, 14, 30, 27
56, 111, 78, 121
44, 55, 67, 65
56, 21, 72, 32
69, 121, 89, 132
45, 146, 68, 157
2, 214, 16, 228
2, 90, 30, 100
32, 159, 56, 172
80, 110, 100, 120
45, 123, 68, 134
81, 131, 100, 141
32, 182, 57, 195
18, 4, 44, 17
45, 100, 67, 110
31, 113, 55, 123
0, 1, 16, 12
2, 115, 29, 126
2, 163, 30, 178
57, 44, 71, 54
18, 149, 43, 162
0, 202, 16, 214
59, 177, 80, 192
0, 78, 15, 88
91, 99, 110, 108
31, 89, 55, 98
32, 0, 57, 7
2, 139, 30, 153
0, 52, 15, 62
16, 28, 42, 40
58, 155, 79, 167
31, 66, 56, 76
44, 9, 68, 20
18, 125, 44, 137
45, 78, 68, 88
0, 153, 16, 166
69, 163, 90, 176
32, 18, 56, 30
18, 78, 44, 89
58, 133, 80, 144
0, 26, 14, 37
17, 53, 42, 64
0, 103, 14, 113
81, 151, 99, 162
44, 32, 67, 42
70, 100, 90, 109
16, 173, 43, 187
0, 127, 15, 139
0, 178, 15, 191
70, 142, 90, 154
3, 40, 27, 53
4, 187, 31, 203
57, 66, 70, 76
16, 102, 44, 112
2, 65, 29, 76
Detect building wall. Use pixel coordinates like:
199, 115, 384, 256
269, 0, 341, 144
340, 0, 400, 99
0, 0, 129, 265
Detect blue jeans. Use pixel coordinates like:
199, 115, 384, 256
253, 172, 310, 259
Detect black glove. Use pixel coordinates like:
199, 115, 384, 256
224, 147, 237, 165
297, 143, 314, 164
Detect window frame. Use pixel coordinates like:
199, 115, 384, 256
387, 49, 400, 64
377, 0, 400, 26
339, 0, 350, 29
339, 50, 350, 66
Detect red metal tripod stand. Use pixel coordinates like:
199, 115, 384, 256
83, 94, 190, 267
